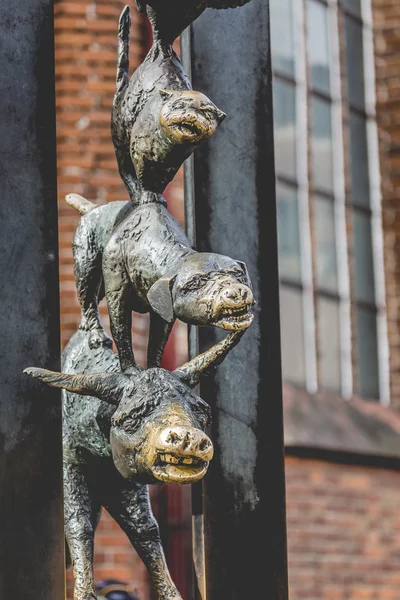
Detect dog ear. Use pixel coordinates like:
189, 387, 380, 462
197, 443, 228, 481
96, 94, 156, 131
147, 276, 176, 323
237, 260, 252, 287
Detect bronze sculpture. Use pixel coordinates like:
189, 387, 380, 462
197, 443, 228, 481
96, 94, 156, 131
112, 6, 226, 199
25, 328, 243, 600
24, 0, 256, 597
68, 192, 254, 368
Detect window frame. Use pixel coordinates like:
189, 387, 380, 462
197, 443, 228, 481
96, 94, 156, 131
271, 0, 389, 403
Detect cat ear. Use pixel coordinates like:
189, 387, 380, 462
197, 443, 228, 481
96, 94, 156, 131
147, 275, 177, 323
237, 261, 252, 287
215, 108, 226, 124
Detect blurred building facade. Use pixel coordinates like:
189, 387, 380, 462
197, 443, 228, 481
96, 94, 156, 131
55, 0, 400, 598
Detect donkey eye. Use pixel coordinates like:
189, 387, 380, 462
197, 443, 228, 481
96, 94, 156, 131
122, 418, 138, 434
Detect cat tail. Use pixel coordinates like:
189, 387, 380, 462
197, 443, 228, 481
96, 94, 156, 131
116, 5, 131, 96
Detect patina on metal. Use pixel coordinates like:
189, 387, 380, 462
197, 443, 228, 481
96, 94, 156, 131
20, 0, 261, 597
24, 328, 243, 600
112, 6, 225, 199
68, 192, 254, 370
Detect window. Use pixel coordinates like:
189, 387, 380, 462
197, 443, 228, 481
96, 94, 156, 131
271, 0, 389, 402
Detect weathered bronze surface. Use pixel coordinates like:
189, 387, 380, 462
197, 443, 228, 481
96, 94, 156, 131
23, 0, 256, 597
68, 192, 254, 369
24, 328, 243, 600
112, 6, 225, 198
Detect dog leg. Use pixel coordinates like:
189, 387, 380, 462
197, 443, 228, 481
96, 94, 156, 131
148, 311, 174, 367
106, 281, 136, 371
73, 220, 112, 349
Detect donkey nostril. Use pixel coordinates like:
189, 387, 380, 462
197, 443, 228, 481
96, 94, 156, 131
199, 439, 210, 452
167, 431, 180, 444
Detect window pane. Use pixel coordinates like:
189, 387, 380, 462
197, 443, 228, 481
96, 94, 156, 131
345, 17, 365, 111
307, 0, 330, 94
353, 211, 375, 303
277, 183, 301, 281
315, 197, 338, 292
273, 78, 297, 179
280, 286, 306, 386
343, 0, 361, 17
270, 0, 295, 77
317, 297, 341, 394
349, 112, 370, 208
311, 96, 334, 193
357, 308, 379, 399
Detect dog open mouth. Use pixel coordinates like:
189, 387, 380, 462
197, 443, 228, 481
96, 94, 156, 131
213, 306, 255, 330
152, 452, 209, 483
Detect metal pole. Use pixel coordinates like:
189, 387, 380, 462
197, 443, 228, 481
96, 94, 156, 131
182, 1, 289, 597
0, 1, 64, 598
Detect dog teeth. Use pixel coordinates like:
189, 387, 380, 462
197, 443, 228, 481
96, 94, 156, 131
183, 457, 193, 465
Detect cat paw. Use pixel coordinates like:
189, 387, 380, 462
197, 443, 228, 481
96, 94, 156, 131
88, 329, 113, 349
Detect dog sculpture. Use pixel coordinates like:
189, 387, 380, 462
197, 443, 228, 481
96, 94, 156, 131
24, 328, 244, 600
68, 193, 255, 370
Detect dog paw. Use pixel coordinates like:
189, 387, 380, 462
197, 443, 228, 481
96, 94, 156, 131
88, 329, 113, 349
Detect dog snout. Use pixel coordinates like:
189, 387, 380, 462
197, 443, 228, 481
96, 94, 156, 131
214, 283, 254, 310
158, 426, 214, 462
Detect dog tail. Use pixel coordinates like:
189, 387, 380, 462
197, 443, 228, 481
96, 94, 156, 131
66, 193, 97, 215
116, 5, 131, 95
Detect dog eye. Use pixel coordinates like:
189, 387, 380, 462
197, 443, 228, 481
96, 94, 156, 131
181, 277, 207, 292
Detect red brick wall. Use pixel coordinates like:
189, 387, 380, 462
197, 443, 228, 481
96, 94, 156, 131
373, 0, 400, 405
286, 457, 400, 600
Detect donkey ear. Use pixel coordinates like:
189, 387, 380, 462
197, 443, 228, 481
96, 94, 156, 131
23, 367, 132, 405
159, 89, 176, 102
147, 276, 176, 323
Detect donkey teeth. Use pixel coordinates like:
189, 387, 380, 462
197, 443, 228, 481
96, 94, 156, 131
160, 453, 179, 464
159, 454, 196, 466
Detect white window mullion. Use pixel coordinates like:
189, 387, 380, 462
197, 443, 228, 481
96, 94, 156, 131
296, 0, 318, 393
329, 0, 353, 399
361, 0, 390, 405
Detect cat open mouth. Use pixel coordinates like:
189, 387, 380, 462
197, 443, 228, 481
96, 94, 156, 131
163, 111, 217, 141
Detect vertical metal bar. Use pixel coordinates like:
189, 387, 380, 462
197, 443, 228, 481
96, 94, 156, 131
182, 0, 289, 597
182, 31, 206, 595
0, 1, 64, 598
